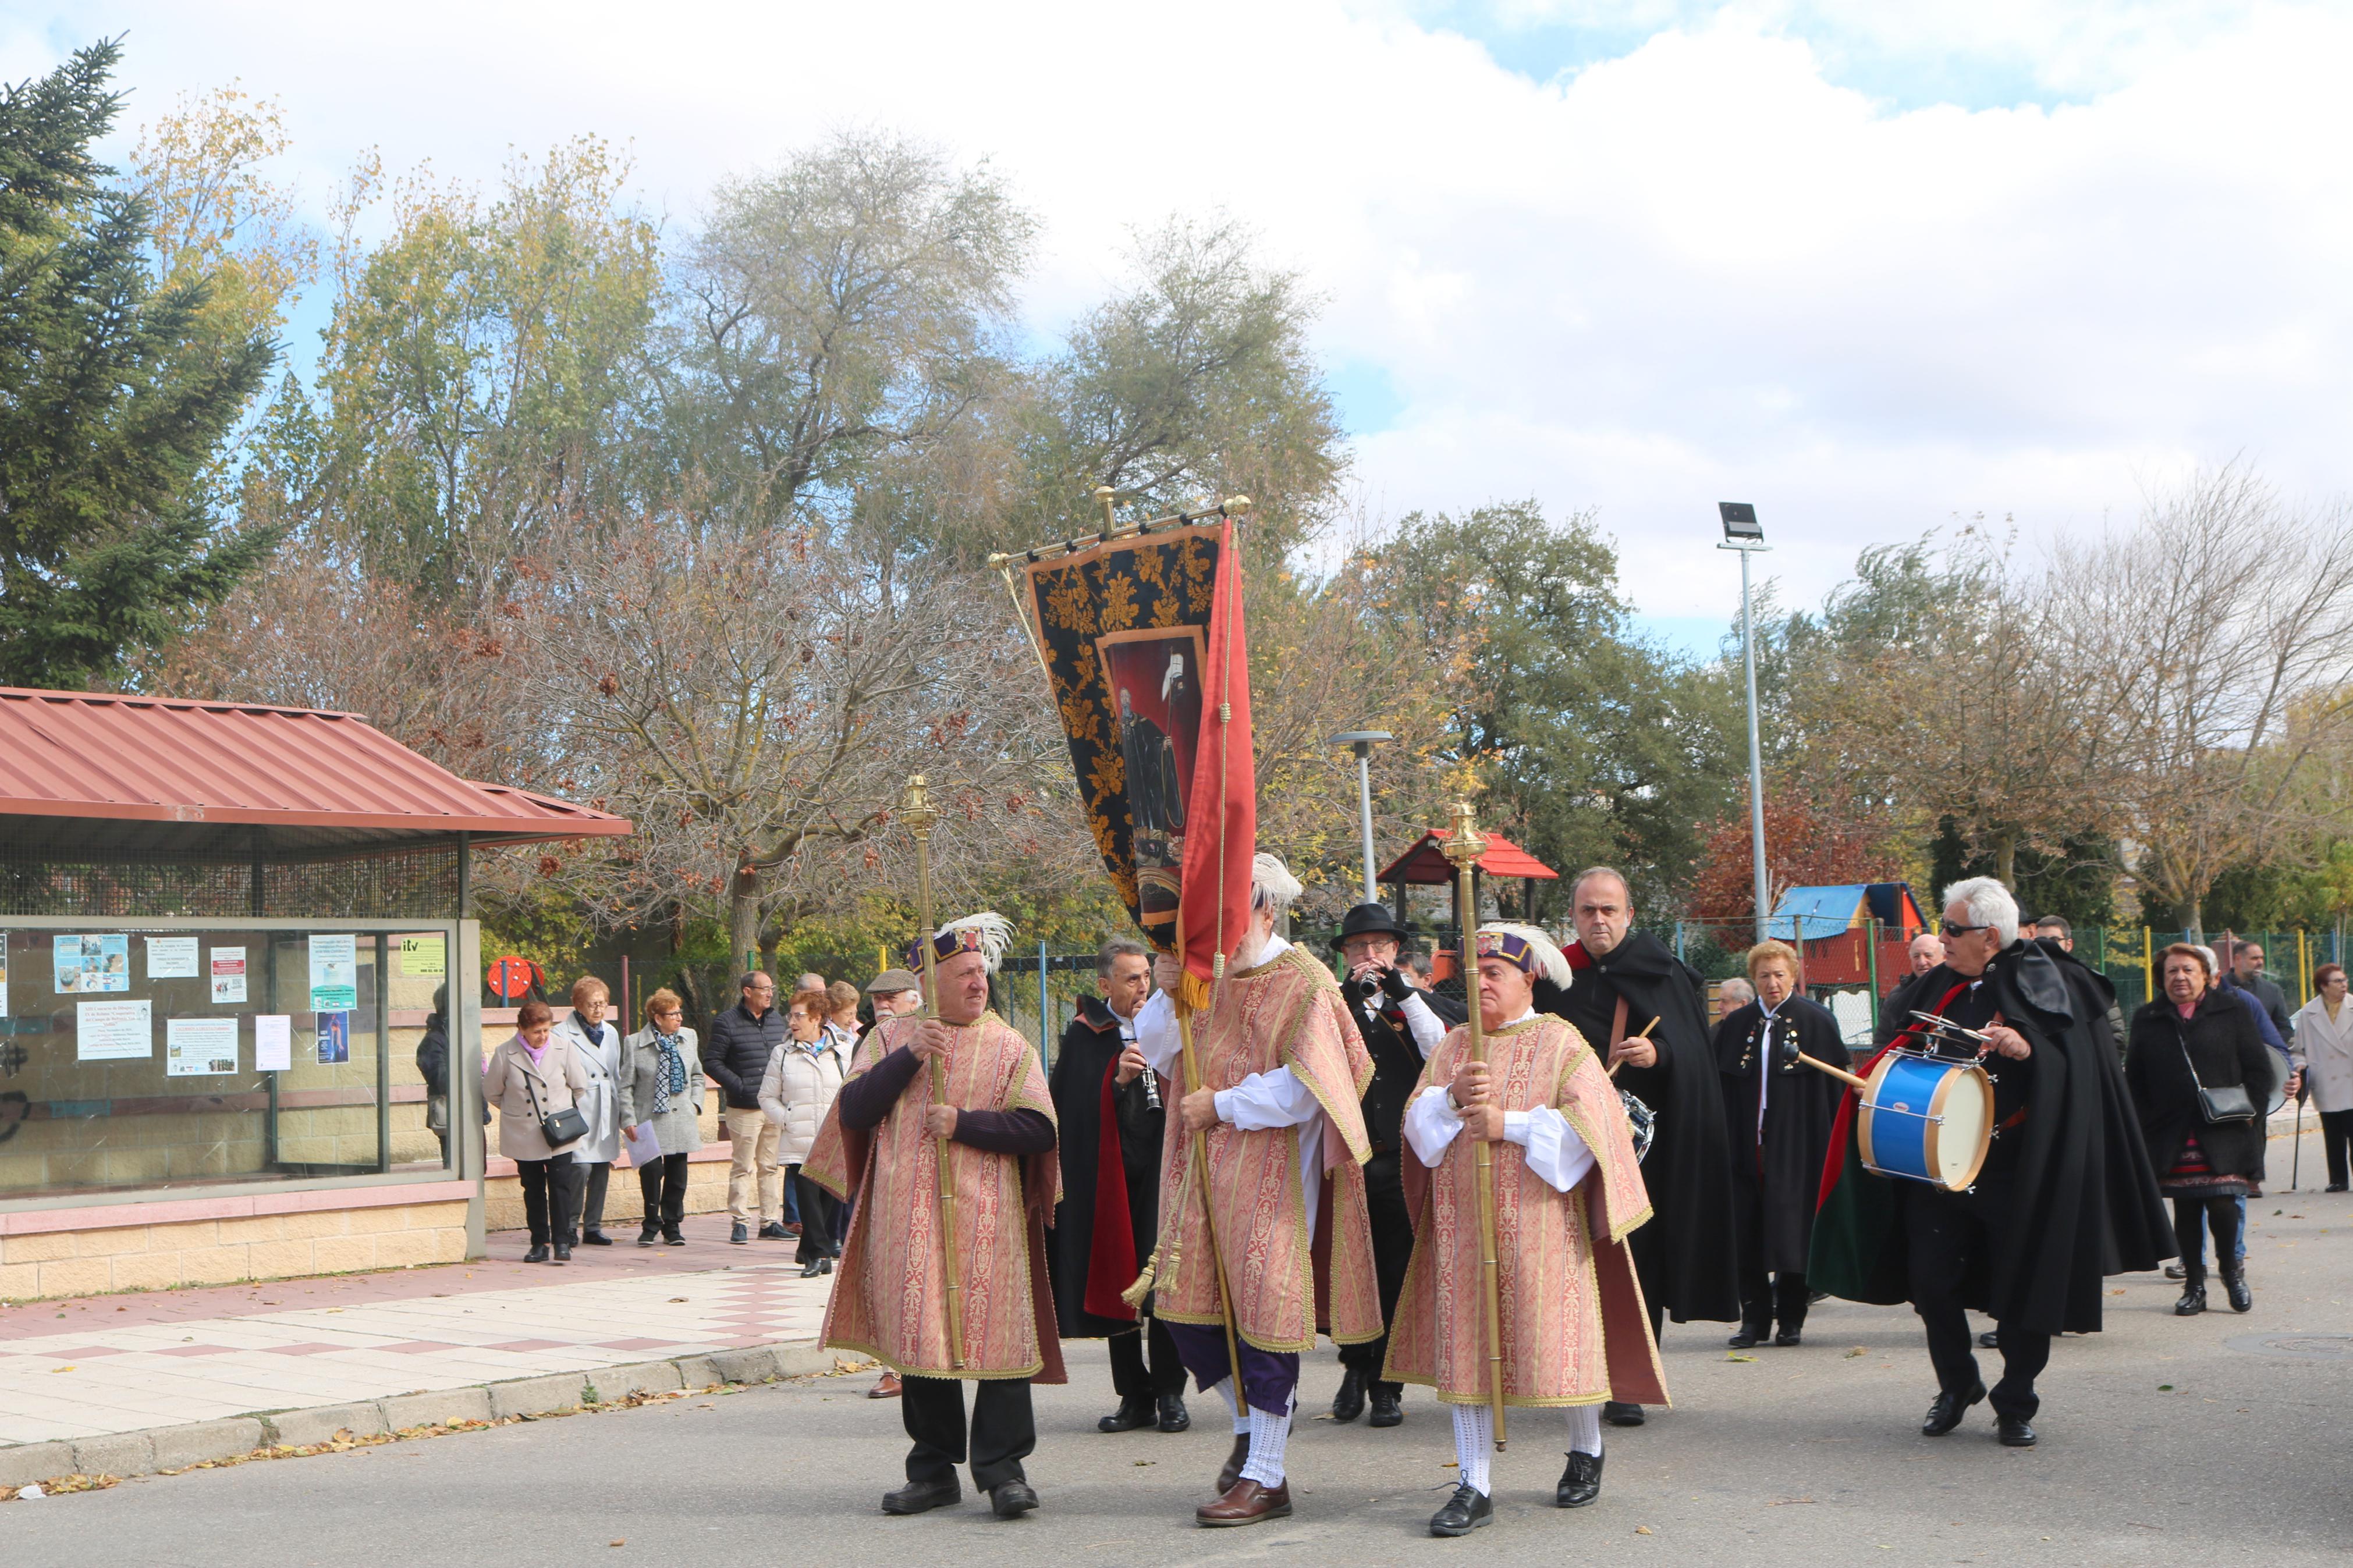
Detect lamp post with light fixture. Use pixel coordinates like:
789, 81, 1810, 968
1718, 503, 1771, 943
1329, 731, 1394, 903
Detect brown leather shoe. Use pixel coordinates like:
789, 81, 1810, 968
1215, 1433, 1250, 1494
1196, 1478, 1290, 1527
868, 1372, 902, 1400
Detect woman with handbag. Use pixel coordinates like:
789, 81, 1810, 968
2127, 944, 2276, 1315
617, 988, 704, 1247
758, 986, 846, 1277
483, 998, 592, 1263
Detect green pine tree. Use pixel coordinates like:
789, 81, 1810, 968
0, 38, 276, 689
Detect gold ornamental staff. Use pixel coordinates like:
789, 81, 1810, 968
900, 775, 965, 1371
1441, 801, 1507, 1451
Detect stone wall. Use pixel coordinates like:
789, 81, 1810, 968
0, 1196, 469, 1302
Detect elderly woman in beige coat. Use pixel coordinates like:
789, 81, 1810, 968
482, 998, 590, 1263
617, 987, 705, 1247
760, 986, 848, 1276
2291, 963, 2353, 1191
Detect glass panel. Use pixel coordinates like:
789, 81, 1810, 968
0, 926, 446, 1199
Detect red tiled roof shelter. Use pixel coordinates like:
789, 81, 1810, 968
1378, 829, 1560, 886
0, 688, 628, 859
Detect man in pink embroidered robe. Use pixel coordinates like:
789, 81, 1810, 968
807, 915, 1062, 1521
1386, 925, 1667, 1535
1137, 853, 1380, 1527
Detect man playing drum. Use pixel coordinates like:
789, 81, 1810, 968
1386, 926, 1665, 1535
1810, 878, 2171, 1446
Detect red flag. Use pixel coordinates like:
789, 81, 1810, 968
1179, 518, 1255, 987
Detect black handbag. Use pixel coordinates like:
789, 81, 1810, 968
2179, 1033, 2256, 1125
521, 1059, 591, 1149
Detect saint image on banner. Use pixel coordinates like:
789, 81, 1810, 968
1098, 628, 1204, 943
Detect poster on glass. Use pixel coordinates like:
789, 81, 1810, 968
54, 934, 129, 994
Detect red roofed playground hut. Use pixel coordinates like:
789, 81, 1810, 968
0, 689, 629, 1299
1378, 827, 1560, 982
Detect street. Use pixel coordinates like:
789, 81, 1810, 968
10, 1173, 2351, 1567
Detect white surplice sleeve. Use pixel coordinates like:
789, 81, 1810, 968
1213, 1065, 1320, 1130
1504, 1107, 1595, 1193
1135, 989, 1181, 1077
1405, 1086, 1463, 1167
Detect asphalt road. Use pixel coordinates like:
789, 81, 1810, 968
12, 1166, 2353, 1567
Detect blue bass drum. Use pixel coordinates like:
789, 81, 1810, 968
1857, 1051, 1993, 1192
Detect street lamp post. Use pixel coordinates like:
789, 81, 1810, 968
1329, 731, 1394, 903
1718, 503, 1771, 943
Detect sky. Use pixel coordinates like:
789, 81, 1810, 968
5, 1, 2346, 657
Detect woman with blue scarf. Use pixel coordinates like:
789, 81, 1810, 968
619, 988, 707, 1246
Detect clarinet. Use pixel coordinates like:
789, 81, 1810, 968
1138, 1037, 1162, 1110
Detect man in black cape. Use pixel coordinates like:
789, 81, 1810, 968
1046, 938, 1188, 1435
1326, 902, 1464, 1427
1534, 866, 1740, 1426
1712, 940, 1846, 1348
1810, 877, 2171, 1447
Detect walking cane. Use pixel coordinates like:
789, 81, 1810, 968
1442, 803, 1507, 1451
900, 776, 965, 1371
2292, 1086, 2305, 1191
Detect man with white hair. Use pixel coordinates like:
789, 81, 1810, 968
806, 913, 1063, 1520
1137, 852, 1381, 1527
1810, 877, 2171, 1448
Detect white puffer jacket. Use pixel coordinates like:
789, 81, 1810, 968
759, 1037, 847, 1164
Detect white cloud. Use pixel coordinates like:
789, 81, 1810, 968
13, 1, 2352, 630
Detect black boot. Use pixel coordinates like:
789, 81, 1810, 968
1330, 1365, 1367, 1423
1556, 1449, 1604, 1507
1429, 1482, 1494, 1535
1097, 1395, 1155, 1433
1156, 1393, 1190, 1432
1368, 1385, 1403, 1427
2219, 1260, 2252, 1313
1727, 1323, 1765, 1349
2174, 1265, 2207, 1315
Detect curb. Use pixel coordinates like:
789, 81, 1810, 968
0, 1339, 844, 1491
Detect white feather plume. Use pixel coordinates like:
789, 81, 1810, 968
939, 911, 1015, 973
1250, 852, 1304, 912
1481, 921, 1573, 989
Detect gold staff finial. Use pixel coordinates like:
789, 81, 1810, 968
1095, 485, 1117, 530
900, 774, 939, 839
1442, 799, 1487, 867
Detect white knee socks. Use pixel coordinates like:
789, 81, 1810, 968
1239, 1395, 1291, 1487
1450, 1403, 1494, 1495
1566, 1404, 1603, 1457
1211, 1376, 1249, 1434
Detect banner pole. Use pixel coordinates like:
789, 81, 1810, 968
900, 776, 964, 1372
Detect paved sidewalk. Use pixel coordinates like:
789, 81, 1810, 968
0, 1228, 835, 1446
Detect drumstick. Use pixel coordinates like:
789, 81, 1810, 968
1790, 1051, 1870, 1091
1607, 1016, 1658, 1078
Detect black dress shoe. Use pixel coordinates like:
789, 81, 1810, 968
1157, 1395, 1190, 1432
2327, 1183, 2348, 1193
1368, 1386, 1403, 1427
1978, 1329, 2000, 1349
552, 1243, 572, 1263
1097, 1396, 1154, 1433
523, 1243, 551, 1263
1727, 1325, 1762, 1349
1922, 1382, 1985, 1436
1330, 1365, 1367, 1423
800, 1258, 826, 1279
581, 1229, 613, 1246
989, 1480, 1039, 1518
1774, 1328, 1802, 1347
820, 1256, 833, 1274
1602, 1400, 1644, 1427
758, 1221, 790, 1241
1429, 1482, 1494, 1535
882, 1477, 961, 1514
2163, 1261, 2187, 1281
1216, 1432, 1250, 1494
2220, 1263, 2252, 1313
1996, 1414, 2037, 1448
1557, 1449, 1604, 1507
2174, 1279, 2207, 1315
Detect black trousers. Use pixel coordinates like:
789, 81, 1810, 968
1338, 1149, 1412, 1393
516, 1153, 581, 1246
1108, 1317, 1187, 1401
574, 1160, 611, 1237
1902, 1179, 2051, 1419
2320, 1109, 2353, 1188
1731, 1177, 1811, 1334
789, 1166, 837, 1263
637, 1153, 690, 1233
2171, 1196, 2242, 1277
900, 1375, 1035, 1491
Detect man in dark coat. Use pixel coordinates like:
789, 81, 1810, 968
1326, 903, 1464, 1427
1811, 877, 2172, 1448
1536, 866, 1740, 1427
1047, 938, 1188, 1435
1713, 941, 1846, 1348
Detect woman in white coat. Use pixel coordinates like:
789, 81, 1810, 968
553, 976, 624, 1245
2291, 963, 2353, 1191
759, 986, 847, 1276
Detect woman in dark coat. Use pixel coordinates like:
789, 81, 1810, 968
2128, 944, 2276, 1316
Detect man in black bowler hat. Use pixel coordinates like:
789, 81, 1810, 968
1327, 902, 1465, 1426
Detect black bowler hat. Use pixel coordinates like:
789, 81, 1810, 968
1332, 902, 1411, 950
